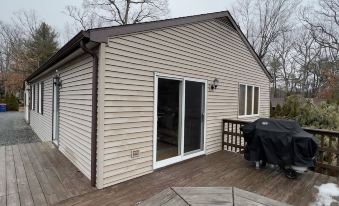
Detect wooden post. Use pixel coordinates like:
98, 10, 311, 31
222, 119, 225, 151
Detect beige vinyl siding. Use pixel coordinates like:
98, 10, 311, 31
101, 18, 270, 187
30, 76, 53, 141
58, 54, 93, 179
29, 53, 93, 180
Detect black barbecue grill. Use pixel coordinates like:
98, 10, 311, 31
240, 118, 318, 179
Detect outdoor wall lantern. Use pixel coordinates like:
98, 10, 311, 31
210, 78, 219, 91
53, 70, 62, 88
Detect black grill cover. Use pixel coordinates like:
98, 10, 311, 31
241, 118, 317, 167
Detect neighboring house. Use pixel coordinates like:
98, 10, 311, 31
271, 97, 285, 111
24, 11, 272, 189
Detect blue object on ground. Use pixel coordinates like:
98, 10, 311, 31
0, 103, 7, 112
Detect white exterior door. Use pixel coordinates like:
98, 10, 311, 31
24, 88, 30, 123
52, 77, 60, 146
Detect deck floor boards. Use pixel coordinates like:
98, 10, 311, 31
2, 142, 336, 205
58, 151, 335, 206
0, 142, 94, 206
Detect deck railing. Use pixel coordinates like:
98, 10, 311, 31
222, 119, 339, 177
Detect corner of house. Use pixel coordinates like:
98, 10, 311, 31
95, 42, 107, 189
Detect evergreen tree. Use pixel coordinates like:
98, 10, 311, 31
26, 22, 58, 71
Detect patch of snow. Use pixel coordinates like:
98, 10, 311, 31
313, 183, 339, 206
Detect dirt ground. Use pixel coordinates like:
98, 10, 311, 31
0, 112, 40, 146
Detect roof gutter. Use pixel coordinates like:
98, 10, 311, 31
25, 31, 89, 82
80, 40, 99, 188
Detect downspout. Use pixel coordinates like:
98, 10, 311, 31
80, 40, 99, 187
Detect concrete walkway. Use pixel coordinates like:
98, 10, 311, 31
0, 112, 40, 146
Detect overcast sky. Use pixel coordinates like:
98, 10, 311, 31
1, 0, 316, 44
0, 0, 236, 43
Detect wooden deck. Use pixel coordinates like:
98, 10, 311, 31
141, 187, 291, 206
0, 142, 94, 206
57, 151, 337, 206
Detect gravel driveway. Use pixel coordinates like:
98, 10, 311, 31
0, 112, 40, 146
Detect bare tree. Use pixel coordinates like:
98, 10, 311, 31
293, 26, 322, 97
12, 10, 39, 38
300, 0, 339, 100
232, 0, 300, 60
301, 0, 339, 52
0, 21, 26, 96
64, 0, 169, 33
272, 30, 300, 94
267, 53, 280, 97
86, 0, 169, 25
0, 10, 53, 97
232, 0, 338, 101
64, 5, 104, 30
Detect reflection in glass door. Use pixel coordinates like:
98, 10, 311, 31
156, 78, 181, 161
184, 81, 205, 154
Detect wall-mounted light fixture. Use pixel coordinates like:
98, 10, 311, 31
210, 78, 219, 91
53, 70, 62, 88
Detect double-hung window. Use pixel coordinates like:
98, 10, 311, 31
239, 84, 259, 116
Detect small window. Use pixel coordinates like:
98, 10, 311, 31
239, 85, 246, 115
38, 82, 43, 114
254, 87, 259, 114
37, 84, 40, 113
238, 84, 259, 116
32, 85, 35, 110
246, 86, 253, 115
31, 85, 34, 110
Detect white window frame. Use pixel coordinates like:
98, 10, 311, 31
38, 82, 42, 114
153, 73, 208, 169
31, 85, 35, 110
238, 83, 260, 117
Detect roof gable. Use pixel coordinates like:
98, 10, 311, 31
26, 11, 272, 82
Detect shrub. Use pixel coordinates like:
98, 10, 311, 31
273, 104, 282, 117
271, 95, 339, 130
4, 94, 19, 111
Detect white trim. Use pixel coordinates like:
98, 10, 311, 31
52, 78, 59, 146
153, 73, 207, 169
252, 86, 254, 116
238, 83, 260, 117
154, 156, 182, 169
31, 86, 33, 110
152, 73, 158, 169
204, 81, 207, 153
183, 150, 205, 160
31, 84, 35, 110
244, 84, 247, 115
180, 80, 185, 157
25, 85, 30, 123
96, 43, 106, 189
253, 86, 260, 115
38, 82, 42, 114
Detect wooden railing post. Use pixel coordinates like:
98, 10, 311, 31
222, 119, 225, 151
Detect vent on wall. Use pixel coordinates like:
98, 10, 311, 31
131, 149, 140, 158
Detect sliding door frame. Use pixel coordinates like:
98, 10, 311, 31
153, 73, 207, 169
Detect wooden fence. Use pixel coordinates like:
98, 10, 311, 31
222, 119, 339, 176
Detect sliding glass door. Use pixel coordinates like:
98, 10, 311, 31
184, 81, 205, 154
156, 78, 182, 162
154, 75, 206, 168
